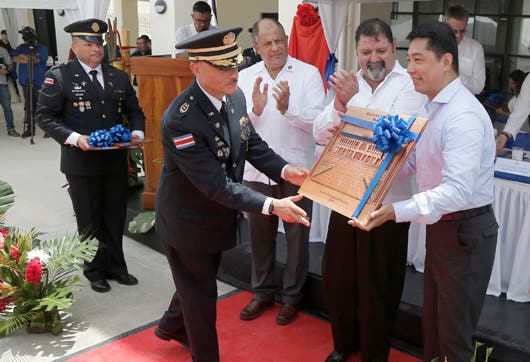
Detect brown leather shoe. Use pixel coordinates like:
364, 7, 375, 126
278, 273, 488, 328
240, 298, 274, 321
276, 303, 298, 325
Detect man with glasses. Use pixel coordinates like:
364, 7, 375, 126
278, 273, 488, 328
444, 5, 485, 95
175, 1, 217, 55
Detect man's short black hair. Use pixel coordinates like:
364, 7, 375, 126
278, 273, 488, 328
0, 30, 6, 35
355, 18, 394, 45
193, 1, 212, 13
407, 21, 459, 74
138, 34, 150, 42
445, 5, 469, 21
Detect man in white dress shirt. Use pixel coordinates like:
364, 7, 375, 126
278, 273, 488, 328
444, 5, 485, 95
350, 22, 498, 362
314, 18, 425, 362
496, 74, 530, 154
238, 18, 325, 326
175, 1, 217, 55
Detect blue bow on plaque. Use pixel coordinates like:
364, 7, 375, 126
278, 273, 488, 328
341, 113, 419, 218
372, 114, 417, 155
88, 125, 132, 148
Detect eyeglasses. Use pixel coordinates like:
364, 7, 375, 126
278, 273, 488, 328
193, 17, 211, 25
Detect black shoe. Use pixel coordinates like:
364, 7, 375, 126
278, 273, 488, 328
43, 133, 50, 138
154, 327, 189, 349
109, 273, 138, 285
325, 351, 348, 362
8, 129, 20, 137
90, 279, 111, 293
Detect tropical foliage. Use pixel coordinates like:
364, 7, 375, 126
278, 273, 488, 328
0, 179, 98, 336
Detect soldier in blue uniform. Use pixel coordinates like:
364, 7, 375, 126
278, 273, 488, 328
154, 27, 311, 362
36, 19, 145, 293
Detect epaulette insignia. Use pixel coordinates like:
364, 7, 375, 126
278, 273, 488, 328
180, 102, 190, 113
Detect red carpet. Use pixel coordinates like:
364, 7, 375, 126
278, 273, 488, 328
67, 291, 420, 362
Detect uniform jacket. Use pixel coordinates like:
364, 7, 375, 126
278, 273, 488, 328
36, 59, 145, 175
155, 80, 287, 253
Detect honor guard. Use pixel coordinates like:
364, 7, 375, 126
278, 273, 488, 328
36, 18, 145, 294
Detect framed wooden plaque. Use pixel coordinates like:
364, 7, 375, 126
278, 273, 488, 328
299, 106, 428, 224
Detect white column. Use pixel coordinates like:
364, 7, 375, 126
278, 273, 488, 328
277, 0, 298, 37
150, 0, 195, 56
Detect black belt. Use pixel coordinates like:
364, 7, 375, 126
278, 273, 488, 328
440, 204, 492, 222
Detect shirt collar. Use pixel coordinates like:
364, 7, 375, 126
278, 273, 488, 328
430, 77, 462, 105
196, 80, 225, 112
78, 60, 103, 76
254, 55, 296, 77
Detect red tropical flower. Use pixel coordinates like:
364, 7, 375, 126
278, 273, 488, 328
10, 244, 19, 262
0, 296, 13, 312
0, 229, 7, 238
25, 257, 43, 284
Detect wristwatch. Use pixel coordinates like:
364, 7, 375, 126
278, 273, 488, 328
268, 200, 275, 214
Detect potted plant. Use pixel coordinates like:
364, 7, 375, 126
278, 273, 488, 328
0, 179, 98, 336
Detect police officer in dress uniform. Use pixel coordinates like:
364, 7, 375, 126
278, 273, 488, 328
36, 19, 145, 293
154, 27, 311, 362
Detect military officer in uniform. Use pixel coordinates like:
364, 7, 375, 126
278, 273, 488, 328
36, 19, 145, 293
154, 27, 310, 362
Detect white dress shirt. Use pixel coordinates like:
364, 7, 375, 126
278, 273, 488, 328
175, 24, 218, 54
313, 60, 425, 146
458, 36, 486, 95
393, 78, 496, 224
312, 60, 425, 203
503, 75, 530, 136
65, 60, 144, 146
238, 55, 326, 184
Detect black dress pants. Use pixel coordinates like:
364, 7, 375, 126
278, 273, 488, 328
66, 171, 129, 281
159, 245, 221, 362
323, 211, 409, 362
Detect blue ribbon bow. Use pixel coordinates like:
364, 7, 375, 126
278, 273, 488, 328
88, 125, 132, 148
372, 114, 417, 155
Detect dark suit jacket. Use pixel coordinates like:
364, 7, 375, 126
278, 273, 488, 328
156, 80, 287, 253
36, 59, 145, 175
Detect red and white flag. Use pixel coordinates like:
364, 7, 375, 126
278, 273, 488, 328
173, 134, 196, 150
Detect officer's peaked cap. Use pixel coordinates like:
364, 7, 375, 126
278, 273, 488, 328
175, 27, 244, 69
64, 18, 107, 43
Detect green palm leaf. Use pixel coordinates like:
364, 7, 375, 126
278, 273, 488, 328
40, 235, 98, 271
128, 211, 155, 233
34, 288, 76, 312
0, 311, 35, 337
0, 179, 15, 216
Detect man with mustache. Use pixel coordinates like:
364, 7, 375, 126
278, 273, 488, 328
154, 27, 311, 362
313, 18, 424, 362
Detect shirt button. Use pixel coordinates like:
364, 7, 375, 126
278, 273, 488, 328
102, 114, 106, 119
232, 162, 237, 168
